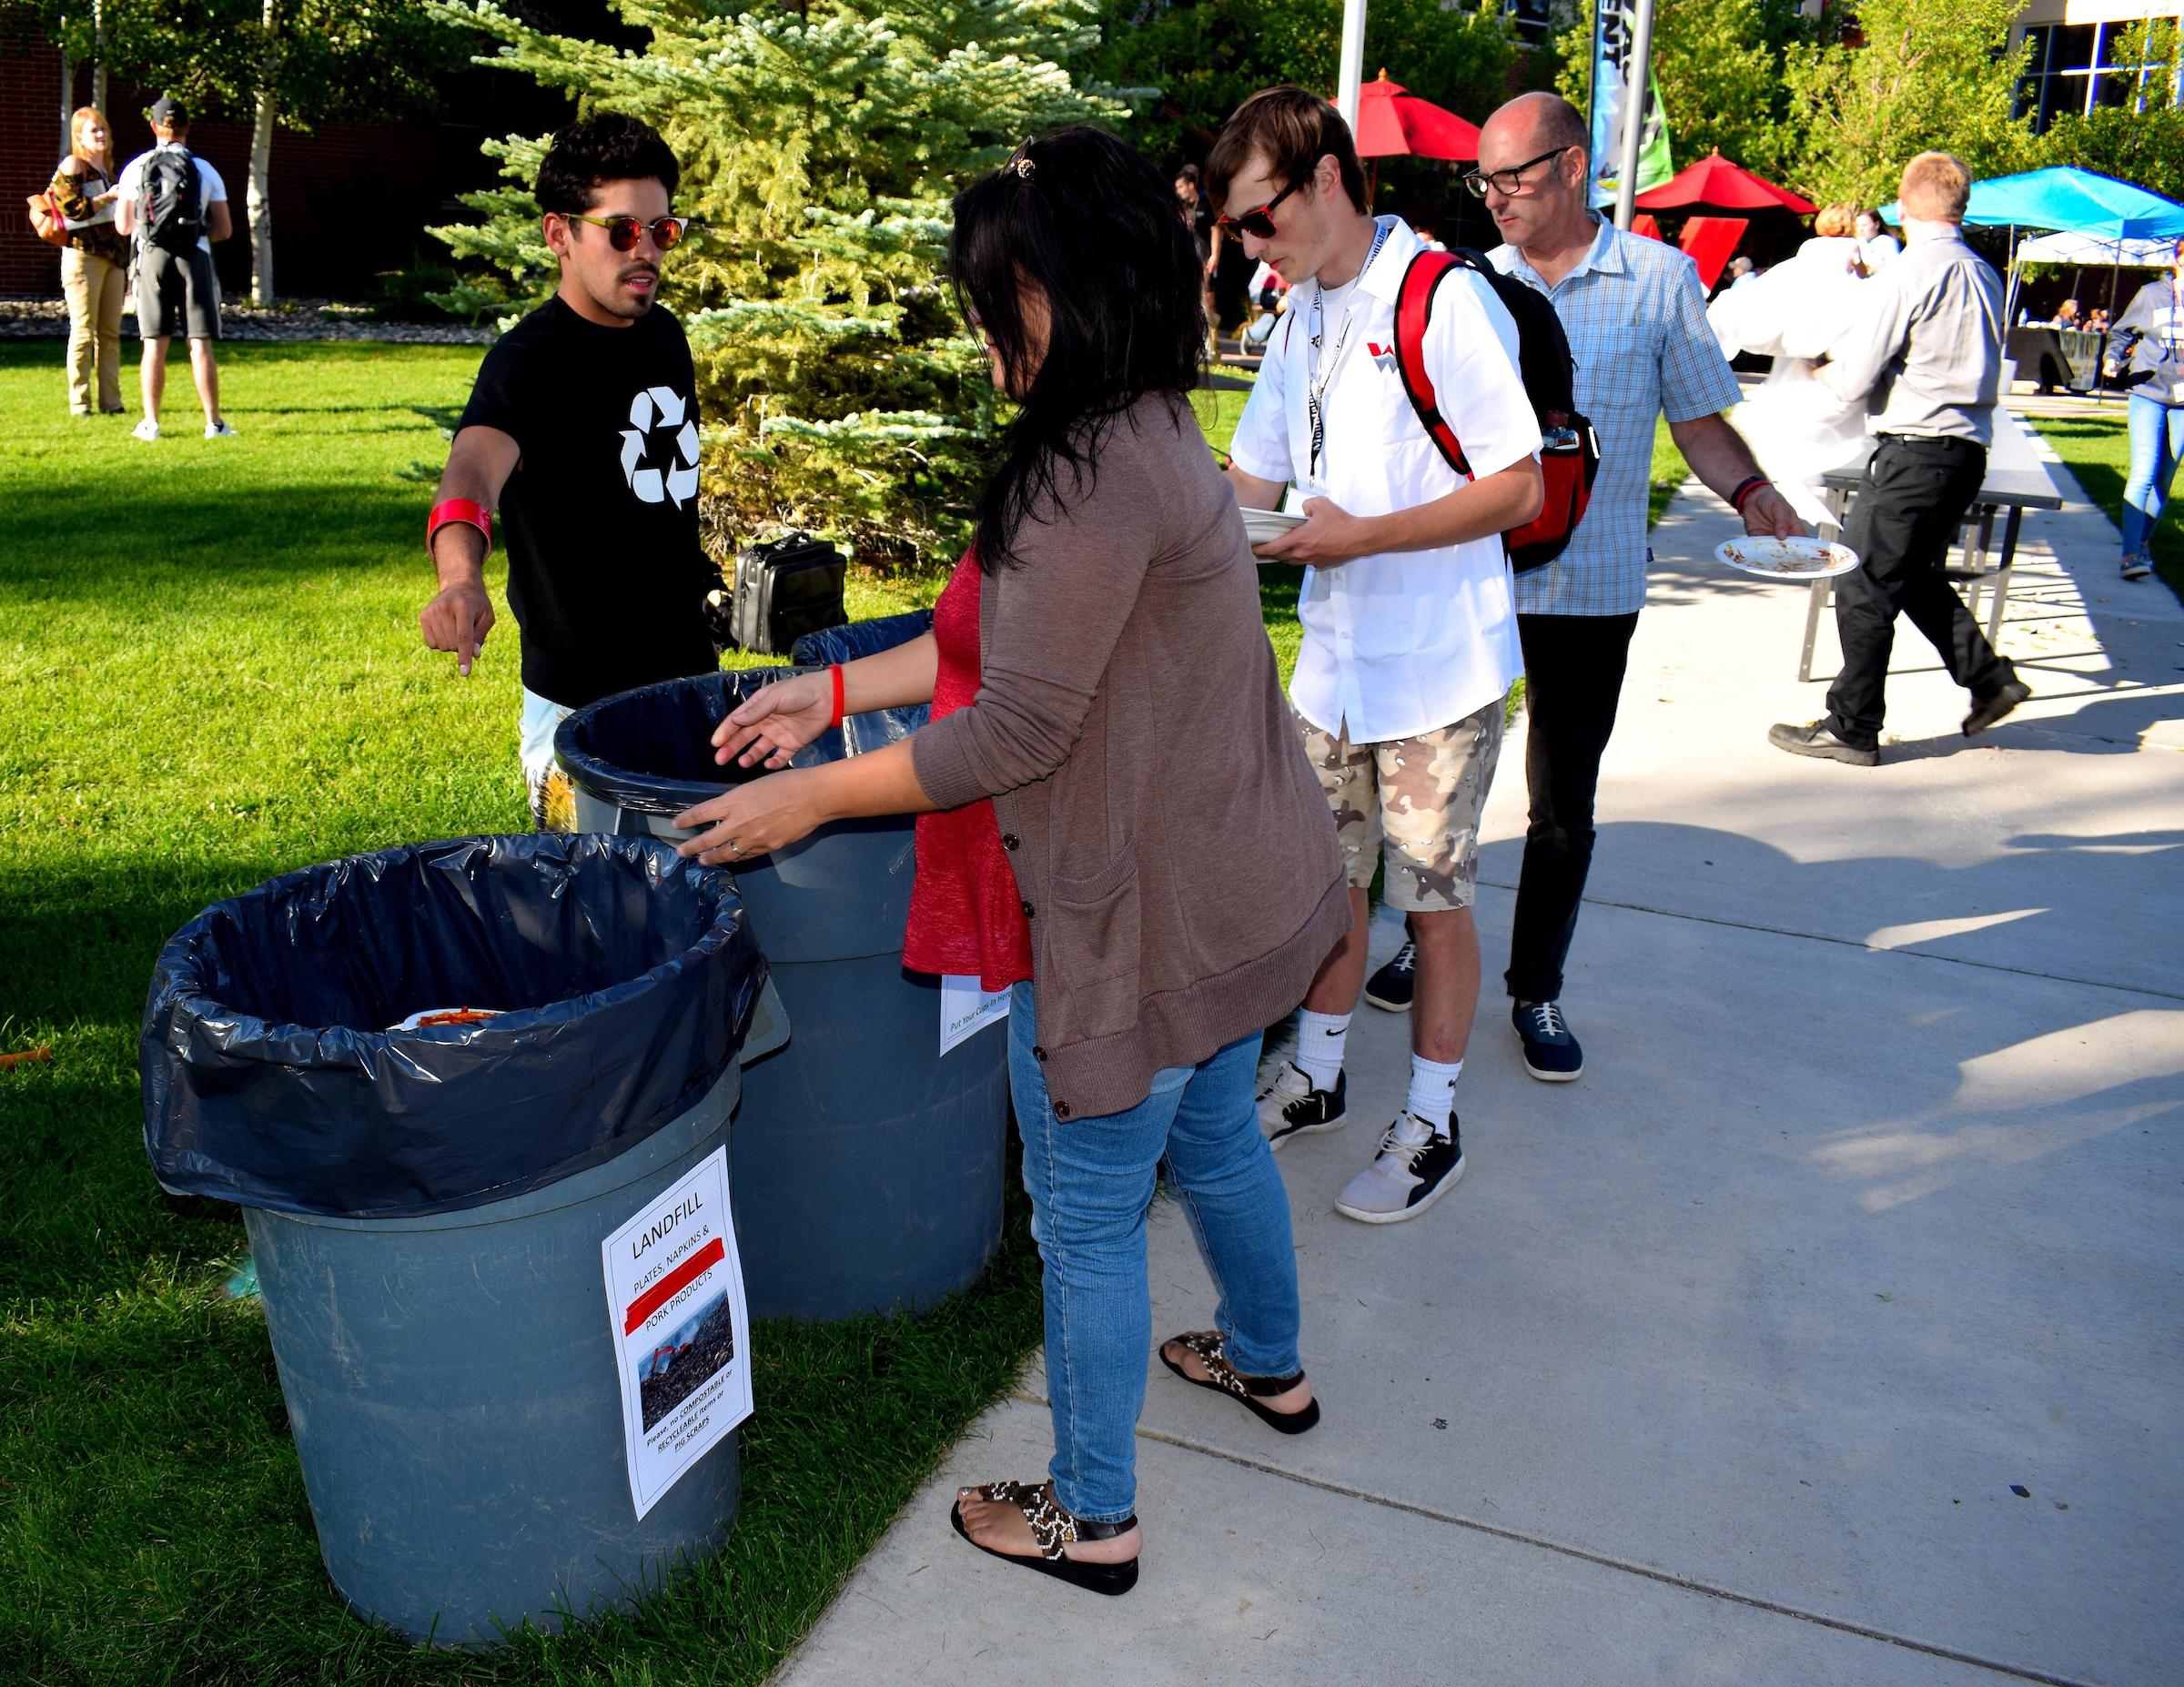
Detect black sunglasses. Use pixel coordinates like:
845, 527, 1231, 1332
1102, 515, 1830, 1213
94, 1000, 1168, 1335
560, 212, 693, 253
1216, 178, 1304, 240
1461, 146, 1575, 200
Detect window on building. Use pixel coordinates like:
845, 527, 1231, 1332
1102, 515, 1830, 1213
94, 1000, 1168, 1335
2017, 21, 2176, 132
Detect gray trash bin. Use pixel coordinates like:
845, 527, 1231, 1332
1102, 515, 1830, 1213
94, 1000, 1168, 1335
551, 611, 1012, 1322
140, 833, 786, 1644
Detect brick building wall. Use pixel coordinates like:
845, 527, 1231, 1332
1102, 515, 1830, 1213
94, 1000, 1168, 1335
2, 38, 64, 295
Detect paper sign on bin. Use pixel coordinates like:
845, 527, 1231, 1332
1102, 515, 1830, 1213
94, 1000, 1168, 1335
940, 974, 1009, 1057
601, 1147, 753, 1520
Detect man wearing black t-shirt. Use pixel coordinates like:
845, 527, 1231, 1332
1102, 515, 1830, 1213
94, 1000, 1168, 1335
420, 113, 718, 825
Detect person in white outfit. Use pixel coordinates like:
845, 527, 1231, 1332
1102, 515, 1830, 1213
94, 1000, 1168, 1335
1855, 209, 1899, 275
1707, 232, 1874, 528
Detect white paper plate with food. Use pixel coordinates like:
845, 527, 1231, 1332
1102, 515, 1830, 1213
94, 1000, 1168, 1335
389, 1006, 505, 1032
1239, 507, 1307, 547
1714, 535, 1860, 581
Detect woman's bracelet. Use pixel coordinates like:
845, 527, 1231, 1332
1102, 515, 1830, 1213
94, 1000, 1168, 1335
827, 664, 846, 731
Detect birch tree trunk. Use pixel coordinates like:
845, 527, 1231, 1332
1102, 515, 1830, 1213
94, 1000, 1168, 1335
58, 47, 74, 157
248, 0, 278, 307
91, 0, 106, 115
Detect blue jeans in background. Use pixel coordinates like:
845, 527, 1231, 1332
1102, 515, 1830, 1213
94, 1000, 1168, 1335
1007, 981, 1302, 1522
2123, 392, 2184, 559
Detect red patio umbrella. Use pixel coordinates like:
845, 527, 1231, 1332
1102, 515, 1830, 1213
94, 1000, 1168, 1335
1634, 151, 1815, 216
1353, 70, 1481, 162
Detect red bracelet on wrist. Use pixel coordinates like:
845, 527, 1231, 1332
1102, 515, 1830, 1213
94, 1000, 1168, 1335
1729, 475, 1771, 514
827, 663, 846, 731
428, 498, 493, 561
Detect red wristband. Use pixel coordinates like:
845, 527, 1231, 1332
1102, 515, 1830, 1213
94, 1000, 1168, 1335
1729, 475, 1771, 514
827, 663, 846, 731
428, 498, 492, 561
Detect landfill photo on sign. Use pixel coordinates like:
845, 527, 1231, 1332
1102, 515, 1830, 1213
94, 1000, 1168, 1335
637, 1290, 734, 1431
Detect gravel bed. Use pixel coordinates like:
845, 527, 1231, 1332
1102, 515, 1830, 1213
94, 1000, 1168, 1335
0, 296, 492, 344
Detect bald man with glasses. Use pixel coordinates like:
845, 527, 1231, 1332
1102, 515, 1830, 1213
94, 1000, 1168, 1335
1456, 92, 1801, 1084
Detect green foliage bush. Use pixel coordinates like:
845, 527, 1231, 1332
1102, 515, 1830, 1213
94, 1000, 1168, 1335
429, 0, 1124, 571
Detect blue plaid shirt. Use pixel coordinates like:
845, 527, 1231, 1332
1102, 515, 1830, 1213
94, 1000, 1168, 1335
1491, 217, 1742, 616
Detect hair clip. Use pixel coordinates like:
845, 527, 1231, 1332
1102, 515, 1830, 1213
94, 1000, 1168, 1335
1007, 151, 1036, 181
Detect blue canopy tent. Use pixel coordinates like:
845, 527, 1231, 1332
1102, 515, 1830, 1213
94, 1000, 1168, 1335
1882, 167, 2184, 327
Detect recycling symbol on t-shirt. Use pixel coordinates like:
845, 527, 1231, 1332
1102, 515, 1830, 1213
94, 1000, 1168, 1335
619, 385, 701, 508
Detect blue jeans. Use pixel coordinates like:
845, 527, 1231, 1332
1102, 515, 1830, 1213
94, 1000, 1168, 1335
2123, 392, 2184, 557
1008, 981, 1302, 1522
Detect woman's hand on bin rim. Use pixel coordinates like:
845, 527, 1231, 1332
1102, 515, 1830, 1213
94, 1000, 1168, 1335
674, 738, 943, 866
674, 768, 828, 865
714, 672, 832, 772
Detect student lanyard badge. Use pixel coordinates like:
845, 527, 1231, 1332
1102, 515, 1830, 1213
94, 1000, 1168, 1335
1304, 218, 1395, 489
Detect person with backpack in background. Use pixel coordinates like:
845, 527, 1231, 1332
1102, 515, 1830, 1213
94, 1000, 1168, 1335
113, 96, 234, 441
1209, 87, 1544, 1227
1455, 92, 1799, 1083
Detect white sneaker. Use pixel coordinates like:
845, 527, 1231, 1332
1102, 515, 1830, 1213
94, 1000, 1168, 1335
131, 417, 159, 442
1334, 1112, 1464, 1224
205, 419, 238, 439
1254, 1059, 1346, 1148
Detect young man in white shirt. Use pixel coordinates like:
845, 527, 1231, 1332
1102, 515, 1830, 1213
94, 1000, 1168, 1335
1209, 87, 1543, 1226
113, 96, 234, 441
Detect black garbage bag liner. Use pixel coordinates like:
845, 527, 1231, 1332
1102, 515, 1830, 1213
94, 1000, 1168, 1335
141, 833, 767, 1219
555, 621, 931, 817
791, 609, 935, 672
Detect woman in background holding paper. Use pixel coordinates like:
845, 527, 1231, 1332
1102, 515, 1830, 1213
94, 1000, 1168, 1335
48, 106, 128, 418
668, 126, 1347, 1597
1707, 207, 1874, 529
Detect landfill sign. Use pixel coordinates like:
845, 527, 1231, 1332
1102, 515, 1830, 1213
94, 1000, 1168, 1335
601, 1147, 752, 1520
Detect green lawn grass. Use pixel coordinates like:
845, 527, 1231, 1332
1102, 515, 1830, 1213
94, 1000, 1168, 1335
1191, 375, 1304, 680
1650, 416, 1691, 529
0, 340, 1046, 1685
2026, 408, 2184, 602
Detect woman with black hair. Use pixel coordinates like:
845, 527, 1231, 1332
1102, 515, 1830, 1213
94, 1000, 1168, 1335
671, 126, 1349, 1594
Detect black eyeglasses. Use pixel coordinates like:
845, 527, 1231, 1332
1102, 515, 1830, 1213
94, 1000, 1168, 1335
559, 212, 693, 252
1461, 146, 1575, 200
1216, 178, 1304, 240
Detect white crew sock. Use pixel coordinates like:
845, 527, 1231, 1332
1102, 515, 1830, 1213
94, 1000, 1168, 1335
1296, 1010, 1350, 1092
1405, 1055, 1463, 1130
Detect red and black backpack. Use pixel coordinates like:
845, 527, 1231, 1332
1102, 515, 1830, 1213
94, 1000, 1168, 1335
1391, 247, 1600, 573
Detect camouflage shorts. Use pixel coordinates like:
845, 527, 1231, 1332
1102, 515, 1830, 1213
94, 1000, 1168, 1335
1298, 695, 1506, 912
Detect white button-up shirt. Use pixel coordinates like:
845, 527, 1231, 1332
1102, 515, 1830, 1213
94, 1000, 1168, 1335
1230, 217, 1539, 742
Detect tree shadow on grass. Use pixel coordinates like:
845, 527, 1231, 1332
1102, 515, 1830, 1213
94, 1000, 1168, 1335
0, 480, 426, 597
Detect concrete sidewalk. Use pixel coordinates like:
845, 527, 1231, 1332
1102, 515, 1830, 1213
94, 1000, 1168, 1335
777, 444, 2184, 1687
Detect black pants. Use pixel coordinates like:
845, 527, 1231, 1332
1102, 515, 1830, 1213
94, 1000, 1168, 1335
1825, 434, 2017, 749
1504, 610, 1641, 1004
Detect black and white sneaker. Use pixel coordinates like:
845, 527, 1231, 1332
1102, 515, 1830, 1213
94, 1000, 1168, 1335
1334, 1113, 1463, 1224
1512, 1000, 1583, 1081
1256, 1060, 1346, 1149
1363, 937, 1417, 1013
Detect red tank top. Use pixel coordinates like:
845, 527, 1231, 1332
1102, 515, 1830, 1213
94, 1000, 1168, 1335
901, 552, 1034, 990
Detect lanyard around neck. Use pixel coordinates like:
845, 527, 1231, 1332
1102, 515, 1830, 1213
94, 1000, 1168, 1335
1305, 220, 1394, 484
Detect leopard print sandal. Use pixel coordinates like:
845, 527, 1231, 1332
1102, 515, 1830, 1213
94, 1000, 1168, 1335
949, 1478, 1139, 1596
1158, 1329, 1321, 1435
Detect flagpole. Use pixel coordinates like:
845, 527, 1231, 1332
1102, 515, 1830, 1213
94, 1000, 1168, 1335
1613, 0, 1657, 230
1337, 0, 1367, 130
